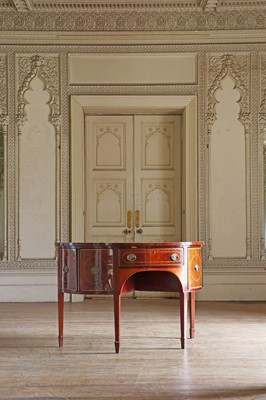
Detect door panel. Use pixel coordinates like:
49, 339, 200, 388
134, 115, 181, 242
85, 116, 134, 242
85, 114, 181, 243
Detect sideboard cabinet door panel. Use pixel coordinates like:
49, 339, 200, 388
61, 249, 78, 291
188, 247, 202, 290
80, 249, 113, 293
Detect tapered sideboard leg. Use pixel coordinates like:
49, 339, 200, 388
58, 291, 64, 347
180, 291, 188, 349
114, 293, 121, 353
189, 291, 196, 339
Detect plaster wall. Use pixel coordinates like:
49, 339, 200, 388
0, 16, 266, 300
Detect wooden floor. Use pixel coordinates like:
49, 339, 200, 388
0, 298, 266, 400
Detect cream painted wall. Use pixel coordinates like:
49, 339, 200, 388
1, 27, 266, 300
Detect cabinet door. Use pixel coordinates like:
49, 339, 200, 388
188, 247, 202, 290
60, 249, 77, 291
79, 248, 113, 293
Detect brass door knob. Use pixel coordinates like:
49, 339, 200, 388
136, 228, 143, 234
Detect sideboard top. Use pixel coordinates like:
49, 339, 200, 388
56, 242, 204, 249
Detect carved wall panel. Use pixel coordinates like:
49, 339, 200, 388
259, 52, 266, 259
15, 54, 60, 260
206, 52, 251, 260
0, 54, 8, 261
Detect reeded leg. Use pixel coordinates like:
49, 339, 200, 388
114, 293, 121, 353
58, 291, 64, 347
179, 291, 188, 349
189, 291, 196, 339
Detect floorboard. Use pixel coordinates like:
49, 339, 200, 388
0, 298, 266, 400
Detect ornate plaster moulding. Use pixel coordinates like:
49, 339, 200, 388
2, 0, 266, 11
1, 9, 266, 34
2, 30, 266, 45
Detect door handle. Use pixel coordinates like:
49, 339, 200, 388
135, 210, 143, 234
127, 210, 132, 229
135, 210, 140, 228
123, 211, 132, 234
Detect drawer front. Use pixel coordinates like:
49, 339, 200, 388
118, 248, 183, 268
80, 249, 113, 292
60, 249, 78, 291
188, 247, 202, 289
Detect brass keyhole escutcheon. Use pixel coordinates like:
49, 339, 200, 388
91, 266, 100, 275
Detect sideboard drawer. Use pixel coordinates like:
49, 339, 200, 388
118, 248, 183, 268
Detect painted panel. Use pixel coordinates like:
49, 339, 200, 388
92, 121, 126, 170
69, 53, 197, 85
141, 120, 175, 170
142, 179, 174, 226
93, 180, 125, 226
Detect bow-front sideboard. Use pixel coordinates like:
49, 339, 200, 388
56, 241, 204, 352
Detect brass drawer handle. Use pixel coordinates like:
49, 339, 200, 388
194, 264, 200, 272
126, 253, 137, 262
170, 253, 180, 261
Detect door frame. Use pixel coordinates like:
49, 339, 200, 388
70, 95, 198, 242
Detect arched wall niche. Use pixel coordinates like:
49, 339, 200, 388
70, 95, 198, 243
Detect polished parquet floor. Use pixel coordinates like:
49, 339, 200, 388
0, 298, 266, 400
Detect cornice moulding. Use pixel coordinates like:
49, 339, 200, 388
1, 30, 266, 45
4, 0, 266, 12
1, 9, 266, 33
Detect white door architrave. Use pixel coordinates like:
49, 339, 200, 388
71, 95, 198, 243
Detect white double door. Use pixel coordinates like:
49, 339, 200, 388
85, 114, 181, 243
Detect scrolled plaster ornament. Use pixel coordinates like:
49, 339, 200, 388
207, 53, 250, 129
16, 54, 60, 126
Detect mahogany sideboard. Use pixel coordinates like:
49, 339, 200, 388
56, 241, 204, 352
